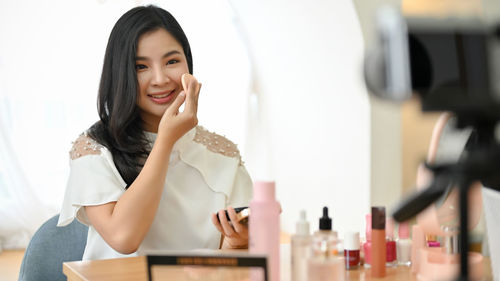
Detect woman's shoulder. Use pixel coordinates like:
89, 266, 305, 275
192, 126, 243, 165
69, 132, 106, 160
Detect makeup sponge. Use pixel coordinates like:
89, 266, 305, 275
181, 73, 190, 92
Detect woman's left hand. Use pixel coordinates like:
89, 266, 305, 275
211, 206, 248, 249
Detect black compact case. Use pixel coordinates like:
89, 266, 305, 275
216, 207, 250, 225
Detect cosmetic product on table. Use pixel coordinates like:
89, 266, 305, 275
396, 221, 412, 266
344, 232, 360, 270
371, 206, 386, 278
307, 206, 344, 281
291, 210, 311, 281
411, 224, 425, 274
249, 181, 281, 281
426, 235, 441, 248
363, 214, 372, 268
385, 217, 397, 267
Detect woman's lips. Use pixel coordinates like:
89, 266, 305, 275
148, 90, 175, 104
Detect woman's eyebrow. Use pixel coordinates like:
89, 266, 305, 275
135, 50, 181, 61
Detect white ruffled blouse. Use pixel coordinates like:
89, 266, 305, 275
57, 126, 253, 260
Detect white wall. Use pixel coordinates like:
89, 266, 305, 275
0, 0, 250, 214
231, 0, 371, 237
0, 0, 371, 244
352, 0, 403, 221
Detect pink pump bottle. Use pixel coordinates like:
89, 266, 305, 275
249, 181, 281, 281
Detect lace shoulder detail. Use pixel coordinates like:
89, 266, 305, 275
69, 133, 105, 160
193, 126, 243, 165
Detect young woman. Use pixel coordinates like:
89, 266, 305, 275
57, 5, 252, 260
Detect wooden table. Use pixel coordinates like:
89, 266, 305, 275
63, 255, 493, 281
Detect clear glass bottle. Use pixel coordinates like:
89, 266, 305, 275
291, 210, 311, 281
307, 207, 344, 281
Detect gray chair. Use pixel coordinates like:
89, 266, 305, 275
18, 214, 88, 281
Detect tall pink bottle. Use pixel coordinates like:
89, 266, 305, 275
249, 181, 281, 281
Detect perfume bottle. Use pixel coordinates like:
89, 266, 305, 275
291, 210, 311, 281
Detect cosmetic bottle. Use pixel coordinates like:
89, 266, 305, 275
443, 230, 459, 255
291, 210, 311, 281
344, 232, 360, 269
371, 207, 386, 278
312, 207, 338, 255
385, 217, 397, 267
363, 214, 372, 268
426, 235, 441, 247
411, 224, 425, 274
249, 181, 280, 281
396, 222, 412, 266
308, 207, 344, 281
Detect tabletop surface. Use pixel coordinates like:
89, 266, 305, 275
63, 254, 493, 281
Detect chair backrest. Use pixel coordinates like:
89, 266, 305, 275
18, 214, 88, 281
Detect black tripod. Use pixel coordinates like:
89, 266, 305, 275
392, 120, 500, 281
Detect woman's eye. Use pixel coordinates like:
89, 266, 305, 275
135, 64, 147, 70
166, 59, 179, 65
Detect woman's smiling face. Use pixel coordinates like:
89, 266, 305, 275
135, 28, 189, 132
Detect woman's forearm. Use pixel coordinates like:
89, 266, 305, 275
86, 138, 174, 254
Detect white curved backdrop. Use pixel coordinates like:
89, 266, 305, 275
0, 0, 369, 248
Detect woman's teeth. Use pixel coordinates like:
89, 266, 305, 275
150, 93, 170, 98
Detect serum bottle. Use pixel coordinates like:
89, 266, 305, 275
291, 210, 311, 281
308, 207, 344, 281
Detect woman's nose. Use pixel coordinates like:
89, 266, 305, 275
151, 66, 170, 86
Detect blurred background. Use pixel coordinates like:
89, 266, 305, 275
0, 0, 499, 279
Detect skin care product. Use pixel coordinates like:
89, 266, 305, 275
371, 207, 386, 278
249, 181, 280, 281
291, 210, 311, 281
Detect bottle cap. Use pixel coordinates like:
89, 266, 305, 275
344, 231, 360, 250
398, 222, 410, 239
386, 217, 395, 239
365, 214, 372, 241
295, 210, 310, 235
319, 206, 332, 230
371, 206, 386, 230
253, 181, 275, 201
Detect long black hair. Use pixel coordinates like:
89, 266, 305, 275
88, 5, 193, 187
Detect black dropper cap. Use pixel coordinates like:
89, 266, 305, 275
319, 206, 332, 230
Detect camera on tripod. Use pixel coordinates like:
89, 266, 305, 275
365, 6, 500, 127
363, 6, 500, 281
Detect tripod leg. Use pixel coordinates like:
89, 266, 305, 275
458, 179, 470, 281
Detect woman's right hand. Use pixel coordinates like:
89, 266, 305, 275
157, 73, 201, 145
